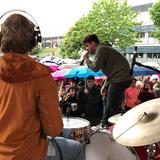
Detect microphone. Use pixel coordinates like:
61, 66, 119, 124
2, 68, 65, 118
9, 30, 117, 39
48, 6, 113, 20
130, 46, 137, 76
80, 51, 89, 66
80, 59, 85, 66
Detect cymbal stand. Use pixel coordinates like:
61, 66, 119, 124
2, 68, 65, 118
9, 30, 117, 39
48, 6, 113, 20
146, 144, 156, 160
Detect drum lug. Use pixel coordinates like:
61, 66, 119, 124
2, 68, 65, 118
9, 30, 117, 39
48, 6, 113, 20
147, 144, 156, 160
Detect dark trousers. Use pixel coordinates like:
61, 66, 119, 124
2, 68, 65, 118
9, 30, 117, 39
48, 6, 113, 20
101, 80, 131, 125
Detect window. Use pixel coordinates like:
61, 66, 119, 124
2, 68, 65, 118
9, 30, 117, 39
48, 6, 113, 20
153, 53, 158, 58
139, 32, 145, 38
147, 53, 152, 58
138, 53, 143, 58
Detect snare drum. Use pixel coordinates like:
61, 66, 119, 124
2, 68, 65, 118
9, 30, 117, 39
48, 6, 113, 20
85, 131, 139, 160
62, 117, 91, 143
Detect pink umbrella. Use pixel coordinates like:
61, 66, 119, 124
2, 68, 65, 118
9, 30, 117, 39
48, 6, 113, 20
58, 63, 80, 70
95, 76, 106, 79
43, 62, 59, 72
52, 69, 70, 79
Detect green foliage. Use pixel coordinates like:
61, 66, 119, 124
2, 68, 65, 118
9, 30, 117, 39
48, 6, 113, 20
35, 48, 60, 58
31, 45, 41, 55
149, 1, 160, 40
60, 0, 140, 58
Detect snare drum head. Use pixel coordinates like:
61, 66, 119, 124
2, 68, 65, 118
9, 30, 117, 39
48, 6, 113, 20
63, 117, 90, 129
85, 132, 138, 160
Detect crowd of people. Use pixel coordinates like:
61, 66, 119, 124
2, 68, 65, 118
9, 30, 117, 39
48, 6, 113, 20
57, 74, 160, 126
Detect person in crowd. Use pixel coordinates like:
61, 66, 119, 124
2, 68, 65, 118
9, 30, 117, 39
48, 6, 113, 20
77, 80, 85, 90
124, 78, 140, 111
138, 81, 155, 103
136, 80, 144, 93
153, 80, 160, 98
149, 74, 159, 90
60, 86, 80, 117
69, 77, 79, 89
77, 75, 102, 126
0, 13, 84, 160
82, 34, 132, 126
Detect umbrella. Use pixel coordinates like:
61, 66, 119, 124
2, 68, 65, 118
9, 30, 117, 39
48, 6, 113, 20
52, 69, 70, 79
58, 63, 80, 70
64, 66, 105, 78
43, 62, 59, 72
142, 62, 160, 69
133, 65, 159, 76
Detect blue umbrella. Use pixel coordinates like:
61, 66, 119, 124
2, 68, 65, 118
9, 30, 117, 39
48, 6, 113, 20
64, 66, 104, 78
133, 65, 159, 76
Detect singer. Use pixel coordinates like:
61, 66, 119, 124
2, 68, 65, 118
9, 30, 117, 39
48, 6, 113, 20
82, 34, 132, 126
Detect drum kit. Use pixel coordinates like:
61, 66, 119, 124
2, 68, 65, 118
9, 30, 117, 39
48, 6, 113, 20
62, 98, 160, 160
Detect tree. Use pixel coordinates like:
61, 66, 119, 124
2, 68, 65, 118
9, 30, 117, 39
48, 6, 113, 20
60, 0, 140, 58
149, 1, 160, 40
31, 44, 41, 55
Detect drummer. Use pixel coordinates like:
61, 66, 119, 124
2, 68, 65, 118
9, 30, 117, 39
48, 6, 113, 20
0, 12, 85, 160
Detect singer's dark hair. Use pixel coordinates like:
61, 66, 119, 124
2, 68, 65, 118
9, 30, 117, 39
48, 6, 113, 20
83, 34, 100, 44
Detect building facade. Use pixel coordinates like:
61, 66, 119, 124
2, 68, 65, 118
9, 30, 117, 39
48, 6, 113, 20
41, 36, 63, 49
126, 1, 160, 63
41, 0, 160, 62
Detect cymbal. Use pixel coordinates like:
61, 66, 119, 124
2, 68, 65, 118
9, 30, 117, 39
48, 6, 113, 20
112, 98, 160, 146
108, 113, 122, 124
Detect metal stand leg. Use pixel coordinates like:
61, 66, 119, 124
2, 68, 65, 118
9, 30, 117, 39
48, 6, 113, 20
147, 144, 156, 160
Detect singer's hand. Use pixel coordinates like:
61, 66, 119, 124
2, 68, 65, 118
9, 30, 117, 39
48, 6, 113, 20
83, 53, 89, 60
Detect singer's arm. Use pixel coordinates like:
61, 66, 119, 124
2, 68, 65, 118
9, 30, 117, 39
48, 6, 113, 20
84, 46, 104, 72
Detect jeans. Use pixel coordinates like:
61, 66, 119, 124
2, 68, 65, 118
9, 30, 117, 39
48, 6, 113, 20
46, 137, 85, 160
101, 80, 131, 125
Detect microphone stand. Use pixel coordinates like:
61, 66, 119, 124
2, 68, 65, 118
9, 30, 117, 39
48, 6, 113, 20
66, 102, 71, 118
130, 46, 160, 75
135, 61, 160, 73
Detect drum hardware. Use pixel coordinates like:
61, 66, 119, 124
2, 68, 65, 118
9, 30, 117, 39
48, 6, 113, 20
146, 144, 157, 160
108, 113, 123, 124
113, 98, 160, 146
65, 102, 71, 118
62, 117, 91, 144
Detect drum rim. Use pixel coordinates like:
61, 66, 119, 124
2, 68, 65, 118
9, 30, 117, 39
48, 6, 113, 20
87, 131, 140, 160
63, 116, 90, 124
63, 116, 90, 129
127, 146, 140, 160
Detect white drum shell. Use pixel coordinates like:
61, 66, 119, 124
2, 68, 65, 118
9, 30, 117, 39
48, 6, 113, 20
85, 131, 139, 160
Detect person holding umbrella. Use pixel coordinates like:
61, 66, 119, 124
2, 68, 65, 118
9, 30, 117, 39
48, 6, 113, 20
83, 34, 132, 126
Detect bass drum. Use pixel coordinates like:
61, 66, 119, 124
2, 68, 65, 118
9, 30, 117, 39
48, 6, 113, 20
85, 131, 139, 160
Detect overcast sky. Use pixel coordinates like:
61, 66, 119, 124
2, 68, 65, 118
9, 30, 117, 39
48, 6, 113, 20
0, 0, 157, 37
